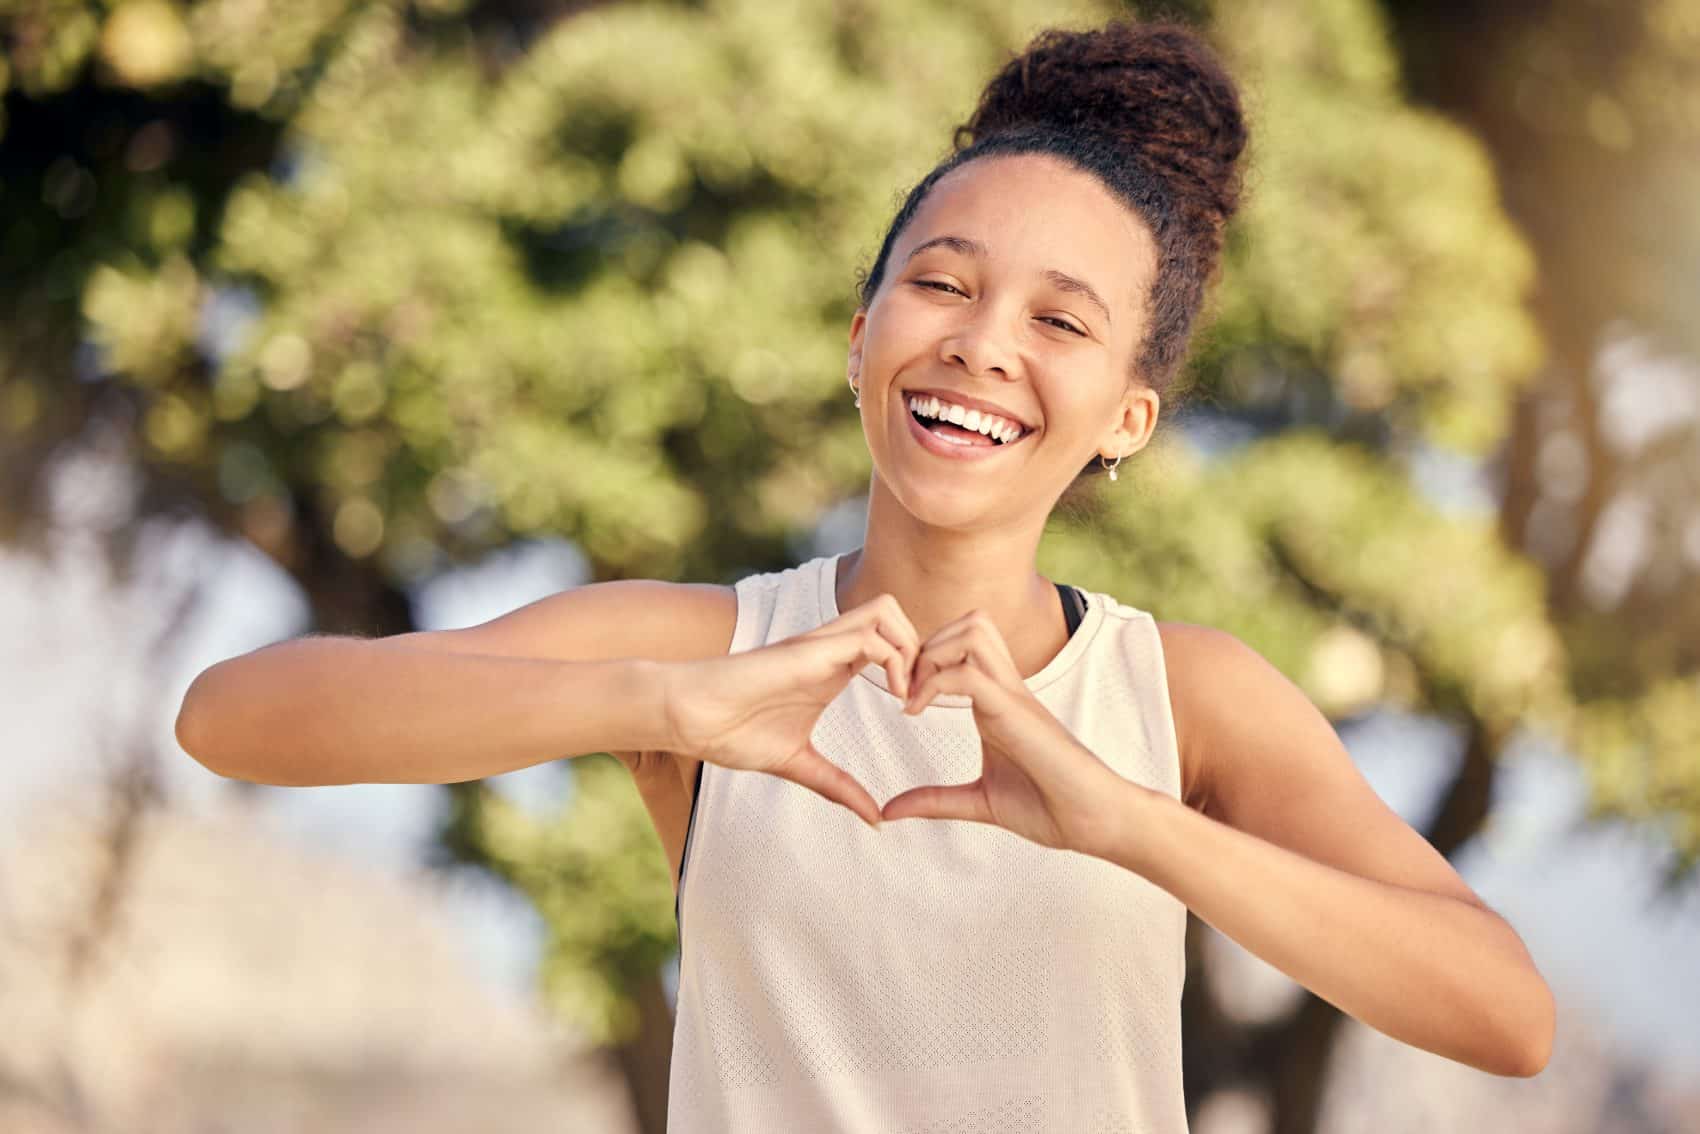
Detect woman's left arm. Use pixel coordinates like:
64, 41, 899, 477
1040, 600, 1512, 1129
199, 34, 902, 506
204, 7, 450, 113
1099, 623, 1555, 1079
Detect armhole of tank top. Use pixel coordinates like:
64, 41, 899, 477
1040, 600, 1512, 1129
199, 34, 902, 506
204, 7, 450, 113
1141, 609, 1184, 799
674, 574, 769, 946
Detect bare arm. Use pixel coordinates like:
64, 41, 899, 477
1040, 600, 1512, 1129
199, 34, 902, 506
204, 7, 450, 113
174, 579, 732, 787
177, 640, 672, 786
1111, 623, 1555, 1077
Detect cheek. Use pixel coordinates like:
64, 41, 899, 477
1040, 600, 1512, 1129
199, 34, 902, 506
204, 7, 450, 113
870, 289, 960, 348
1035, 377, 1123, 446
861, 333, 930, 394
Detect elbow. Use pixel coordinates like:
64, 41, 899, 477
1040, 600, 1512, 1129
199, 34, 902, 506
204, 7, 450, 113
1520, 1001, 1556, 1079
175, 669, 266, 784
175, 679, 234, 779
175, 713, 293, 785
1509, 1031, 1552, 1079
175, 659, 335, 787
1505, 976, 1556, 1078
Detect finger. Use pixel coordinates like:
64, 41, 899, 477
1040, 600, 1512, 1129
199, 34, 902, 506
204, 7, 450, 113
853, 625, 908, 696
804, 624, 901, 689
835, 623, 911, 700
778, 746, 886, 830
867, 596, 920, 697
961, 612, 1023, 678
818, 598, 918, 698
849, 621, 910, 699
925, 616, 1022, 685
908, 626, 969, 700
823, 592, 918, 648
881, 781, 993, 825
908, 617, 1001, 697
903, 646, 983, 715
886, 650, 911, 701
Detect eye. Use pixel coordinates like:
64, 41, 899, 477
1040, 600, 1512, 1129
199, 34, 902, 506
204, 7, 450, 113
1040, 316, 1087, 336
914, 280, 1087, 337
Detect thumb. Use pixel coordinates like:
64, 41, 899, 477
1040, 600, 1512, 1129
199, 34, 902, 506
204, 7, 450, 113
775, 745, 886, 831
880, 782, 993, 825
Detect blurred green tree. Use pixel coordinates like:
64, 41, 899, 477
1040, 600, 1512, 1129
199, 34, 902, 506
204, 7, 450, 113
1381, 0, 1700, 902
2, 0, 1694, 1130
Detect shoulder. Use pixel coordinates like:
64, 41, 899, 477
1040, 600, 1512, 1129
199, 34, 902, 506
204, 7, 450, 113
637, 580, 739, 662
542, 577, 738, 664
403, 576, 738, 666
1153, 620, 1296, 817
1156, 620, 1495, 916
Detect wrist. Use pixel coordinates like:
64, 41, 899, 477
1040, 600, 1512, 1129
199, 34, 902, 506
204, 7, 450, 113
648, 657, 691, 753
1078, 775, 1167, 865
568, 657, 681, 753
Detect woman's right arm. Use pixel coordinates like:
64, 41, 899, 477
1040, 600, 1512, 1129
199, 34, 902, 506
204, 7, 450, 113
174, 579, 732, 787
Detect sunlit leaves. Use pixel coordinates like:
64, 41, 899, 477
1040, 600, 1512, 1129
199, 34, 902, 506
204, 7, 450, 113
1209, 0, 1545, 453
447, 754, 678, 1044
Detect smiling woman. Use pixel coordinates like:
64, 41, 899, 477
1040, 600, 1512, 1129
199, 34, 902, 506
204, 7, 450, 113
661, 16, 1262, 1133
657, 12, 1547, 1131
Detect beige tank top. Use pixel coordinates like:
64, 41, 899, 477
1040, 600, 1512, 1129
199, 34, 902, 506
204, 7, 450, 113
668, 553, 1188, 1132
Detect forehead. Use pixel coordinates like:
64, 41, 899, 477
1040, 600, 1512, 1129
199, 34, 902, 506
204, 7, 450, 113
898, 153, 1155, 304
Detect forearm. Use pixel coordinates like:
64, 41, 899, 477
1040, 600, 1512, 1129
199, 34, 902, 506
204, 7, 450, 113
178, 638, 672, 786
1102, 786, 1554, 1077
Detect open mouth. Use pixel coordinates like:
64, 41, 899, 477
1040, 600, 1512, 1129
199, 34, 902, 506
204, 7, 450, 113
903, 391, 1032, 448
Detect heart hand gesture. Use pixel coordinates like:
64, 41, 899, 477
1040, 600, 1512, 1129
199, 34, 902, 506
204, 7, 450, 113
880, 609, 1133, 857
663, 593, 918, 830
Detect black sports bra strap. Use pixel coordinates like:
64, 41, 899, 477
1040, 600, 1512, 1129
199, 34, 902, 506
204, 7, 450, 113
1055, 581, 1087, 637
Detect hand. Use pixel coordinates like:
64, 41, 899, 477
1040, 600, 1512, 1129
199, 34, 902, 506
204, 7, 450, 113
662, 593, 920, 830
880, 609, 1133, 856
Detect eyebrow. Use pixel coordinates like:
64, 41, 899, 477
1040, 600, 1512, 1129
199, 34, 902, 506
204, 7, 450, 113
903, 234, 1113, 328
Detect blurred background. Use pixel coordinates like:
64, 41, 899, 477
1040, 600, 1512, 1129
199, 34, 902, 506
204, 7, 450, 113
2, 0, 1698, 1131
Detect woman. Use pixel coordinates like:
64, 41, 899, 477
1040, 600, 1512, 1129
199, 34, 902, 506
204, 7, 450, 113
177, 15, 1556, 1131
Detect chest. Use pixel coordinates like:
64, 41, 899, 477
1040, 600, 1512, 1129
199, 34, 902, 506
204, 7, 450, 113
635, 620, 1200, 892
672, 686, 1191, 1087
683, 670, 1183, 897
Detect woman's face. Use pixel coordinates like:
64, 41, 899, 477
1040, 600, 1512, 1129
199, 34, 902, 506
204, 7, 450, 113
849, 153, 1160, 530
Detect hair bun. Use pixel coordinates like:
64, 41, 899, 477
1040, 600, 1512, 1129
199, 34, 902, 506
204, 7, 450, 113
955, 18, 1248, 231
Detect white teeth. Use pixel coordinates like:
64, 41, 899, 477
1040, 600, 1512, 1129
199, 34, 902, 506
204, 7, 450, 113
907, 394, 1027, 444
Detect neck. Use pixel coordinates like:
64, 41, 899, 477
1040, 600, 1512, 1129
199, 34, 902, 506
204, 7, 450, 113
834, 475, 1067, 680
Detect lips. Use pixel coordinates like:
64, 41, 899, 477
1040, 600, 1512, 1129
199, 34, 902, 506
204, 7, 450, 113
903, 400, 1030, 461
901, 387, 1035, 435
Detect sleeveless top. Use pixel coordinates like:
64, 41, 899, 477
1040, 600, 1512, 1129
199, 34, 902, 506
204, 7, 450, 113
667, 553, 1188, 1132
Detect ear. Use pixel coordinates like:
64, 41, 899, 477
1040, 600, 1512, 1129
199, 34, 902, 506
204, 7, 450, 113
1102, 383, 1160, 461
847, 308, 867, 385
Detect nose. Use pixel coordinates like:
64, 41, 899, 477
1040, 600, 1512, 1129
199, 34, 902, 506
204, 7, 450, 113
939, 307, 1019, 380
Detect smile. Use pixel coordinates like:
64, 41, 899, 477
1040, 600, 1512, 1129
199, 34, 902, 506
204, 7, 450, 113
903, 400, 1033, 461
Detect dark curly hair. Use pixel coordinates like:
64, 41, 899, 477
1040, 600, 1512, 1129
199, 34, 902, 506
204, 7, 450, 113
854, 17, 1249, 481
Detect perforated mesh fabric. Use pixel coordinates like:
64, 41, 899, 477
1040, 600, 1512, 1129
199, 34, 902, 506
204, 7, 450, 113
668, 554, 1187, 1132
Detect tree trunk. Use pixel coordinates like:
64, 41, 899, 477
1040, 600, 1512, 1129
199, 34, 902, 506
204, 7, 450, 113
611, 968, 676, 1134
